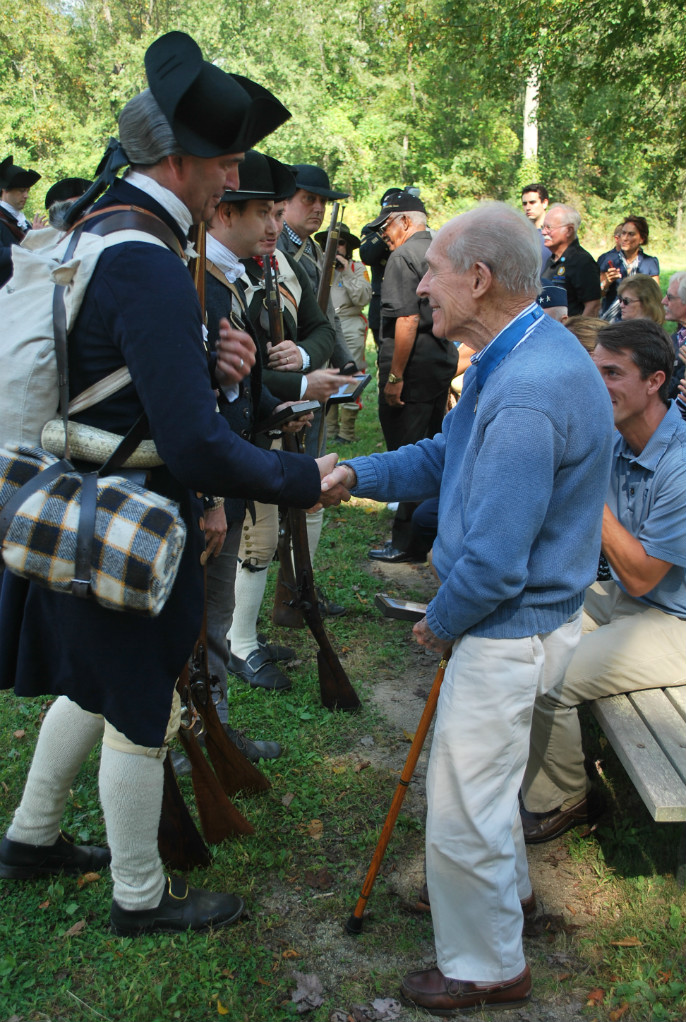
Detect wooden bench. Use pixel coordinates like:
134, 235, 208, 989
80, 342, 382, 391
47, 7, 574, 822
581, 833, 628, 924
589, 687, 686, 885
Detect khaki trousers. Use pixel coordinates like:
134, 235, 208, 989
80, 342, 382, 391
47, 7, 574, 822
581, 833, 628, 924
522, 581, 686, 813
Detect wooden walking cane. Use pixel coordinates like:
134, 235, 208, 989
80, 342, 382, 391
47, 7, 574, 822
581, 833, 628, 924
345, 651, 450, 934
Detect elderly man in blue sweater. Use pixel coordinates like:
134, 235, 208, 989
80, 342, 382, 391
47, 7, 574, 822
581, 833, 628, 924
320, 202, 614, 1014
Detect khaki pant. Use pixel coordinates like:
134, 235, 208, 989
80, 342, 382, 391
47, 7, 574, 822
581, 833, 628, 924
522, 581, 686, 813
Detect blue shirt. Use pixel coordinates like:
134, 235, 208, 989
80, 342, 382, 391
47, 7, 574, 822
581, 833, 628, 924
609, 401, 686, 618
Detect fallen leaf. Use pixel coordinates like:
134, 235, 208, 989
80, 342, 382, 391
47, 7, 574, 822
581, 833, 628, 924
62, 919, 86, 938
354, 761, 370, 773
332, 765, 346, 774
221, 969, 235, 978
402, 729, 415, 742
282, 949, 300, 959
216, 1000, 229, 1015
305, 868, 333, 890
281, 792, 296, 808
76, 872, 101, 888
609, 1004, 630, 1021
586, 987, 605, 1006
38, 900, 50, 910
556, 972, 572, 981
565, 903, 577, 915
371, 997, 402, 1019
307, 819, 323, 840
291, 971, 324, 1013
610, 936, 642, 947
13, 729, 26, 740
257, 977, 269, 986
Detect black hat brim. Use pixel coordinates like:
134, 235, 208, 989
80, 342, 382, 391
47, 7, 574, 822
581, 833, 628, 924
220, 151, 296, 203
314, 227, 360, 250
45, 177, 92, 209
145, 32, 291, 158
1, 167, 40, 190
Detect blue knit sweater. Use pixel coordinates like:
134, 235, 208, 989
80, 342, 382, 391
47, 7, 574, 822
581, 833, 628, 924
350, 313, 614, 640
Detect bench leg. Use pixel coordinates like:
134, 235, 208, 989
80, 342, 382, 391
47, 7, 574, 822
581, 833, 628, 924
678, 824, 686, 888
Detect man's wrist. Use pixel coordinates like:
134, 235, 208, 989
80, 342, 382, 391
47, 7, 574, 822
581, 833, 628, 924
387, 372, 403, 384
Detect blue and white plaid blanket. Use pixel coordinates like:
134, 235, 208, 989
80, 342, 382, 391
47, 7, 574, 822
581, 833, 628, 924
0, 445, 186, 616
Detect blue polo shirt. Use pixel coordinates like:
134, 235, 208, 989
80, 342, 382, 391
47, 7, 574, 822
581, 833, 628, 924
609, 401, 686, 617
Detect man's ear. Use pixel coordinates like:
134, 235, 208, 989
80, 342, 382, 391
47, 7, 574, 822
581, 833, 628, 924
647, 370, 666, 396
472, 261, 493, 298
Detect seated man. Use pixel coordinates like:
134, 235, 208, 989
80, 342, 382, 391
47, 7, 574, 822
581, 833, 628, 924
521, 319, 686, 842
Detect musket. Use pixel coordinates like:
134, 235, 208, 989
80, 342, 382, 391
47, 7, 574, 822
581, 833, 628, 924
157, 754, 211, 870
316, 202, 344, 315
283, 430, 361, 712
264, 253, 307, 629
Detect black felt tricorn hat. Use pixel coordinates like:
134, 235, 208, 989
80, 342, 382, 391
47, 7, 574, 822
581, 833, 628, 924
314, 222, 361, 251
291, 164, 348, 200
144, 32, 291, 158
44, 177, 92, 209
220, 150, 296, 203
0, 155, 41, 190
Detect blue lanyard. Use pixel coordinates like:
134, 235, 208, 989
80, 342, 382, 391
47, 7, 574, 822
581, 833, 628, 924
475, 305, 544, 400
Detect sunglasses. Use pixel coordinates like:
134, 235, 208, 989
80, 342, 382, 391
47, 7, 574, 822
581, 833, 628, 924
619, 296, 640, 306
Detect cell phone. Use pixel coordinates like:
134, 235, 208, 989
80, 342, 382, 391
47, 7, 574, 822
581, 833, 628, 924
254, 400, 319, 435
374, 593, 427, 621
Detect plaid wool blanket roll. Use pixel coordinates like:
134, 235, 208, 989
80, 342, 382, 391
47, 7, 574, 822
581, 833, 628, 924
0, 445, 186, 616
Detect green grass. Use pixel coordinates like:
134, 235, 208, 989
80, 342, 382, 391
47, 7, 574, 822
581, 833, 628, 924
1, 339, 685, 1021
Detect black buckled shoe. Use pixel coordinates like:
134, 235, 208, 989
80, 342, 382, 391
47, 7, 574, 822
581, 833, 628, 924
227, 647, 292, 691
256, 634, 296, 663
0, 831, 111, 880
368, 541, 414, 564
224, 726, 282, 763
110, 875, 244, 936
315, 586, 346, 617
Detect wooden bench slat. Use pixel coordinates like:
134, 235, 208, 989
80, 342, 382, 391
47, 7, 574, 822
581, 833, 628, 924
590, 695, 686, 822
629, 689, 686, 788
665, 686, 686, 722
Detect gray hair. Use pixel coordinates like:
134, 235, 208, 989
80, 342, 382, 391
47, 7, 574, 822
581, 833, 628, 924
118, 89, 185, 166
547, 202, 581, 238
405, 210, 427, 229
444, 202, 541, 296
669, 271, 686, 303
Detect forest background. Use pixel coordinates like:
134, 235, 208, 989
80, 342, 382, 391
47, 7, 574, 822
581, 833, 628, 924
1, 0, 686, 257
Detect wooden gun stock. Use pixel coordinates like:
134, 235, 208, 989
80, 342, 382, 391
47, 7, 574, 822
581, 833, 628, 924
158, 754, 211, 870
283, 432, 361, 712
176, 724, 254, 840
272, 509, 306, 628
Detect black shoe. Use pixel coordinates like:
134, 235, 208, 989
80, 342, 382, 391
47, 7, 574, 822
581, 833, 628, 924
227, 647, 292, 691
224, 726, 282, 763
315, 586, 346, 617
521, 790, 605, 844
169, 750, 192, 778
0, 831, 111, 880
368, 541, 414, 563
110, 875, 244, 936
256, 634, 296, 663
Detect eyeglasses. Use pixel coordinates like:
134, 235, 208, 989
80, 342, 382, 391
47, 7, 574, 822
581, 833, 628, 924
541, 223, 571, 234
665, 293, 678, 302
619, 296, 640, 306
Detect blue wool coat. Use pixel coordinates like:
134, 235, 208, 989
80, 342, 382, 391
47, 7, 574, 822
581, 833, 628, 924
0, 179, 320, 745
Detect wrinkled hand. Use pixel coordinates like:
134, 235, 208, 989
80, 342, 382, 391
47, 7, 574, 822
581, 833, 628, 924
202, 504, 227, 559
216, 318, 255, 385
312, 460, 355, 510
383, 379, 404, 407
303, 368, 341, 402
267, 340, 303, 372
678, 378, 686, 401
32, 211, 48, 230
412, 616, 453, 655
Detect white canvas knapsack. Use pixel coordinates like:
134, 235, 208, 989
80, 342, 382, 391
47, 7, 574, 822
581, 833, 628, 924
0, 213, 177, 447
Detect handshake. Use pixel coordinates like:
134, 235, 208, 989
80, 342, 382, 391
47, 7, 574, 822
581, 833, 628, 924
311, 455, 358, 511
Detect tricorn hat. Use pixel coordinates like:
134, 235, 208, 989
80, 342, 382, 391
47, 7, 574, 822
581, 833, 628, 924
145, 32, 291, 158
0, 155, 41, 191
314, 222, 361, 251
291, 164, 348, 200
367, 190, 426, 229
45, 177, 92, 209
220, 150, 296, 203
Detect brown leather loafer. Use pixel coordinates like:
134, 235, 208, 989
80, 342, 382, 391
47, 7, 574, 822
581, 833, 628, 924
416, 883, 536, 923
401, 964, 531, 1014
520, 791, 605, 844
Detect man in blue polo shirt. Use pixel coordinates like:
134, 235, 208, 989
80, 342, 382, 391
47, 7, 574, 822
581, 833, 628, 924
522, 319, 686, 842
